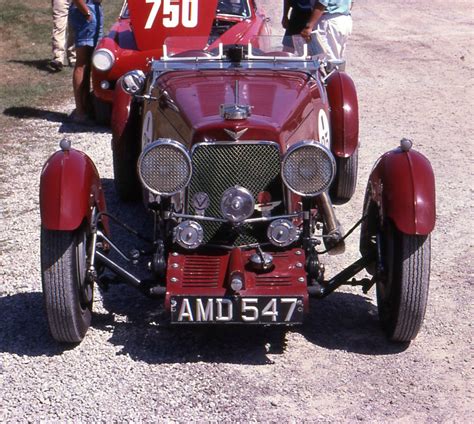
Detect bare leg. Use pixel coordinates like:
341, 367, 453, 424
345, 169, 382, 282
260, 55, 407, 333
72, 45, 93, 118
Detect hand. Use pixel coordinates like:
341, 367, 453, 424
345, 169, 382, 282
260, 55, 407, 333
281, 16, 289, 29
300, 27, 312, 41
86, 14, 93, 22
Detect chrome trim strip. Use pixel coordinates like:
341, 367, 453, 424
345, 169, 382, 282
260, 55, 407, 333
190, 140, 281, 156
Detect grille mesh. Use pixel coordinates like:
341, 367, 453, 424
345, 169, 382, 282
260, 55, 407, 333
189, 143, 283, 245
282, 144, 334, 195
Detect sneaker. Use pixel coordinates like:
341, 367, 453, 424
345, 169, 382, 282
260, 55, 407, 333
48, 59, 64, 72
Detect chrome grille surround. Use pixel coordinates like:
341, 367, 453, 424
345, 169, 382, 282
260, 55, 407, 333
188, 141, 283, 245
138, 139, 192, 196
282, 140, 336, 197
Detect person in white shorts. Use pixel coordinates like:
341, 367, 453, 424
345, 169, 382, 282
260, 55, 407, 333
299, 0, 354, 61
50, 0, 76, 72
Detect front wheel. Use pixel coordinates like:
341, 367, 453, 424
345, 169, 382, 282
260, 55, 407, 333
41, 226, 93, 343
112, 103, 141, 201
330, 149, 358, 205
377, 222, 431, 342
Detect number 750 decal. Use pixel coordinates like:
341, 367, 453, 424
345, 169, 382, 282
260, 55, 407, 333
145, 0, 199, 29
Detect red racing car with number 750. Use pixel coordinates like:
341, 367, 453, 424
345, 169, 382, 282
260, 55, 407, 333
39, 0, 435, 344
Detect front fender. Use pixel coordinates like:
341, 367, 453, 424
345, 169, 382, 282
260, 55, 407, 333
40, 149, 107, 231
367, 147, 436, 235
326, 71, 359, 158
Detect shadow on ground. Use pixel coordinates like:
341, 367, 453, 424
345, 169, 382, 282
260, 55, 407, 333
0, 292, 74, 357
8, 59, 57, 73
3, 106, 108, 134
0, 180, 407, 361
94, 179, 408, 364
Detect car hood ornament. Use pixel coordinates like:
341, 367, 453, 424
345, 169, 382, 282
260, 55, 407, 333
220, 80, 252, 121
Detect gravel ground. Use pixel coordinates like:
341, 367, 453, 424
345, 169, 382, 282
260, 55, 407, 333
1, 0, 473, 422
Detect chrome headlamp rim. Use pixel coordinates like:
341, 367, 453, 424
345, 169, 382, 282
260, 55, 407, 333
92, 48, 115, 72
137, 138, 192, 196
281, 140, 336, 197
121, 69, 146, 95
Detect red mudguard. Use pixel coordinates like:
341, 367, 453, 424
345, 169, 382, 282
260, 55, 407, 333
40, 149, 107, 231
366, 147, 436, 235
326, 71, 359, 158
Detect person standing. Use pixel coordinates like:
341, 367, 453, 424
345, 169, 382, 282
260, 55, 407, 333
68, 0, 103, 123
49, 0, 76, 72
282, 0, 353, 60
282, 0, 313, 51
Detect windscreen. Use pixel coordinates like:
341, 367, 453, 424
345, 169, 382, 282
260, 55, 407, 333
162, 35, 316, 59
216, 0, 251, 18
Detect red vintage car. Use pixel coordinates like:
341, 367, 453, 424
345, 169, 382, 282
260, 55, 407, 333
91, 0, 271, 123
40, 2, 435, 344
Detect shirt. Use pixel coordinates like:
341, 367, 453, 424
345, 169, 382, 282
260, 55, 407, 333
292, 0, 352, 15
318, 0, 352, 14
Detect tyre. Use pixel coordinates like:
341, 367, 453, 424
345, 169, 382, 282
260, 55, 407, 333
93, 94, 112, 125
377, 222, 431, 342
41, 226, 93, 343
330, 149, 358, 205
112, 103, 141, 201
113, 145, 141, 201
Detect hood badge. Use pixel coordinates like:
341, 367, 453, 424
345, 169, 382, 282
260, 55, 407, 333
192, 192, 210, 216
224, 128, 249, 141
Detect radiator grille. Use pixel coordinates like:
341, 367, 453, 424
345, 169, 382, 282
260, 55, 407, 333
188, 143, 283, 245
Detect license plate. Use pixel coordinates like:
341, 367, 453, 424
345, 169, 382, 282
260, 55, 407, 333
170, 296, 304, 324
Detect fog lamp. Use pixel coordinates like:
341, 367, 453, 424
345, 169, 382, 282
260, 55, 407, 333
267, 219, 300, 247
100, 80, 110, 90
92, 48, 115, 72
174, 221, 204, 250
220, 186, 255, 223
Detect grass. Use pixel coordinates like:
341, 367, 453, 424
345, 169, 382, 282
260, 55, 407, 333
0, 0, 123, 134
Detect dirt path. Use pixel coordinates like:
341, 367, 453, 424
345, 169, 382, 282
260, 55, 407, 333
0, 0, 473, 421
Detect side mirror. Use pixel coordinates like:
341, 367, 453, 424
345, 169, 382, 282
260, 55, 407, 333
121, 70, 146, 95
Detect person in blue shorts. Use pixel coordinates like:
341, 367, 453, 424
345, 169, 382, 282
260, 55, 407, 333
68, 0, 103, 123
